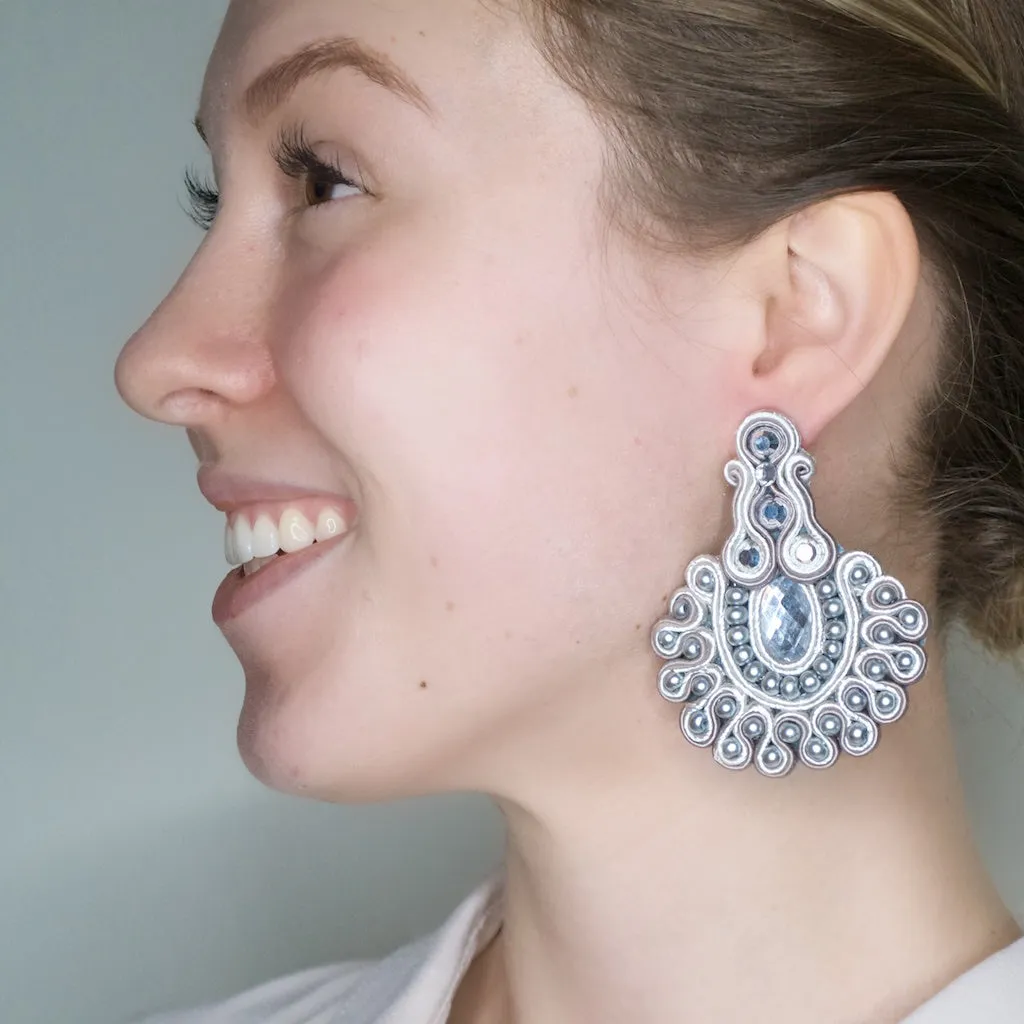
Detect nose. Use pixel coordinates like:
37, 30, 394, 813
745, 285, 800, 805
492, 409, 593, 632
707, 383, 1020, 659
115, 233, 276, 430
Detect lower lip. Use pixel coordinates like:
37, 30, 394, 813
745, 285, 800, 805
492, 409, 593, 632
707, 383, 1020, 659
212, 534, 350, 626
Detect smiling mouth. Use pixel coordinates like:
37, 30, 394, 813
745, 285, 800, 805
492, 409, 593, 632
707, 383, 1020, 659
213, 515, 355, 626
224, 505, 354, 576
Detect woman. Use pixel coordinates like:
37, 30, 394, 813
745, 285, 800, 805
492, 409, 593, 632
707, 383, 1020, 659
115, 0, 1024, 1020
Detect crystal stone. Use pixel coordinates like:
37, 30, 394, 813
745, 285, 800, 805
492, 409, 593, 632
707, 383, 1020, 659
752, 429, 780, 456
762, 501, 787, 528
739, 547, 761, 569
757, 575, 813, 665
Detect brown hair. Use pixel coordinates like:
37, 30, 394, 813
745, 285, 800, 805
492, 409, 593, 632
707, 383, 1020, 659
524, 0, 1024, 652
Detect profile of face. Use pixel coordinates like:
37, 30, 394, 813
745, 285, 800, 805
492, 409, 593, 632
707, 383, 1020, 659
115, 0, 922, 802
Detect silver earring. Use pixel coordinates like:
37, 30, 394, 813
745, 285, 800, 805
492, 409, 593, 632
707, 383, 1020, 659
650, 410, 929, 778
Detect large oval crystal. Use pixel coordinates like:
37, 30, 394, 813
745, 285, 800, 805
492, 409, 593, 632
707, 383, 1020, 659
757, 575, 814, 665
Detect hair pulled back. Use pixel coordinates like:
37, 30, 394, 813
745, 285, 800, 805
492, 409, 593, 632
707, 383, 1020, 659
525, 0, 1024, 652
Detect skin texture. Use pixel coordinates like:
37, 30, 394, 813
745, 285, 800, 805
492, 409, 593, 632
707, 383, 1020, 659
115, 1, 1020, 1021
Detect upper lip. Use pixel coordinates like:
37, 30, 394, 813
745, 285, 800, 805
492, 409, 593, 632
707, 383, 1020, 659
197, 465, 354, 514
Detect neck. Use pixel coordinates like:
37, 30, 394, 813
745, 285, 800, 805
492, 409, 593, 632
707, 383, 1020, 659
460, 647, 1019, 1024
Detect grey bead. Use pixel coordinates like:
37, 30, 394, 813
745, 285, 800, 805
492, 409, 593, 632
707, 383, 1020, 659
673, 596, 693, 619
763, 747, 783, 767
851, 566, 869, 584
683, 639, 703, 660
813, 657, 834, 678
663, 672, 685, 694
845, 688, 868, 711
824, 598, 844, 618
717, 698, 737, 719
826, 621, 847, 640
743, 718, 764, 739
807, 740, 828, 761
847, 725, 869, 746
781, 676, 801, 699
722, 739, 742, 759
877, 586, 897, 605
690, 712, 710, 734
824, 640, 843, 659
800, 671, 821, 694
733, 646, 754, 666
874, 626, 895, 645
817, 580, 837, 599
727, 606, 749, 626
698, 572, 714, 590
866, 659, 886, 680
780, 723, 800, 744
744, 662, 766, 682
820, 715, 842, 737
728, 626, 750, 647
726, 587, 748, 605
897, 653, 915, 670
877, 693, 896, 712
762, 674, 781, 695
691, 675, 711, 696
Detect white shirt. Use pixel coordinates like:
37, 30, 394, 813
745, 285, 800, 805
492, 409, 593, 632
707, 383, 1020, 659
139, 871, 1024, 1023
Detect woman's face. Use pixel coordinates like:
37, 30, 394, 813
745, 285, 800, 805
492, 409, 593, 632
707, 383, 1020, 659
115, 0, 751, 801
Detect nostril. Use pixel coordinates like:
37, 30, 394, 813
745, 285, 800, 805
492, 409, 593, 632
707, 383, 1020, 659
158, 387, 226, 424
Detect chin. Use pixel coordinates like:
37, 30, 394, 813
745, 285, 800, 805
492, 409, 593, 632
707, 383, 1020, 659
234, 682, 449, 804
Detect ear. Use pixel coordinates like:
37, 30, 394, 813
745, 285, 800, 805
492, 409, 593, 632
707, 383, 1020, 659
750, 192, 920, 446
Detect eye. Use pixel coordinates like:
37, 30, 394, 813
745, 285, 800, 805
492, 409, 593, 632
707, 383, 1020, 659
181, 124, 367, 232
275, 124, 367, 212
305, 175, 362, 207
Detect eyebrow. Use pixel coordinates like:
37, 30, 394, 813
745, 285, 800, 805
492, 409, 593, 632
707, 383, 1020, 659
194, 36, 432, 140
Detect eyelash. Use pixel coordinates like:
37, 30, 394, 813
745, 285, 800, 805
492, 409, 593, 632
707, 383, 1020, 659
183, 124, 365, 231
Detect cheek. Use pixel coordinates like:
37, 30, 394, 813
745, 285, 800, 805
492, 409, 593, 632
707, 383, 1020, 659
275, 169, 731, 559
282, 236, 674, 590
252, 221, 727, 793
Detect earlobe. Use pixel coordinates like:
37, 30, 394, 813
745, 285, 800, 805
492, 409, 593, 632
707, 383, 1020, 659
754, 193, 921, 445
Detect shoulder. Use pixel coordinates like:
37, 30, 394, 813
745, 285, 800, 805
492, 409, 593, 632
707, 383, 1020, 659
133, 871, 506, 1024
905, 934, 1024, 1022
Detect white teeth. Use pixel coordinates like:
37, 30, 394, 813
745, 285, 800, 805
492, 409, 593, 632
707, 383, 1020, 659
316, 507, 347, 542
251, 514, 281, 558
243, 553, 279, 577
279, 508, 315, 553
224, 522, 238, 566
223, 505, 353, 568
233, 516, 254, 565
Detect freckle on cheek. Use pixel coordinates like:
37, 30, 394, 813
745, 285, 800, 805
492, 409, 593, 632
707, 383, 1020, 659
446, 601, 455, 612
430, 556, 439, 569
419, 680, 429, 690
567, 386, 579, 399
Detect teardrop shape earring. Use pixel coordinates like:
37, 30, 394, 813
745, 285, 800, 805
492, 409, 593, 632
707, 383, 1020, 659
650, 410, 929, 778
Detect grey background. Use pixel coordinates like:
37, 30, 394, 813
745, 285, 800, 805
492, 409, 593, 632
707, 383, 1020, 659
0, 3, 1020, 1023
